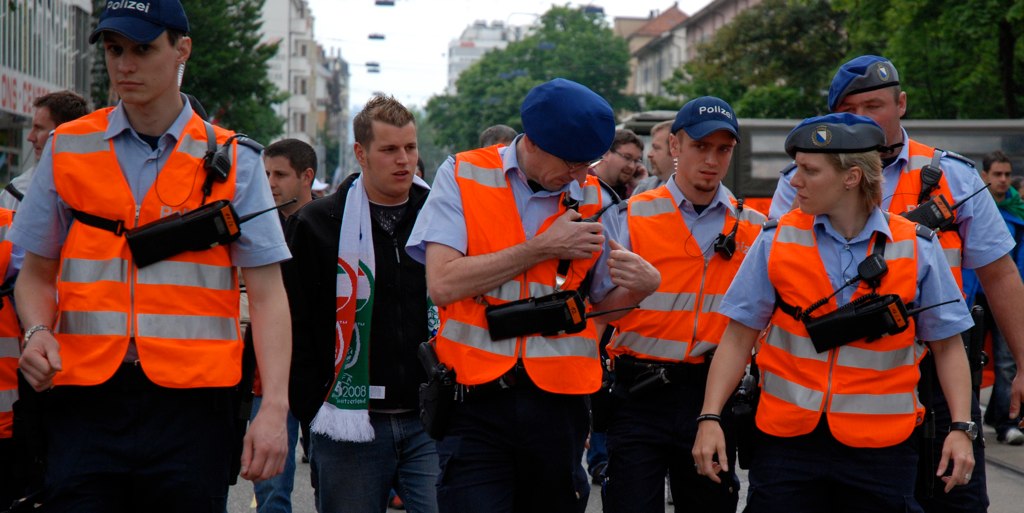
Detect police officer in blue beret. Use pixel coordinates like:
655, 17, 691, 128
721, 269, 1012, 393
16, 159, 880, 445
407, 78, 661, 512
769, 55, 1024, 513
697, 113, 975, 513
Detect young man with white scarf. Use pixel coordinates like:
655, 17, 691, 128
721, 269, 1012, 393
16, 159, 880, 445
285, 95, 436, 513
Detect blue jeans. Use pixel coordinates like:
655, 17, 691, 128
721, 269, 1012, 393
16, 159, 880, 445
310, 411, 438, 513
251, 396, 299, 513
985, 324, 1022, 432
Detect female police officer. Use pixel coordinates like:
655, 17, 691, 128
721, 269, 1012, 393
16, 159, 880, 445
691, 113, 975, 512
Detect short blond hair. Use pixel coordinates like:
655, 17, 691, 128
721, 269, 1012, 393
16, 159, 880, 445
825, 151, 883, 214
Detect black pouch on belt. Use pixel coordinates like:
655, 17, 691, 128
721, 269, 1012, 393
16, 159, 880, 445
417, 341, 456, 440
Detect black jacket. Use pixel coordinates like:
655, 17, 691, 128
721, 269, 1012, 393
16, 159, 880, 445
284, 174, 430, 426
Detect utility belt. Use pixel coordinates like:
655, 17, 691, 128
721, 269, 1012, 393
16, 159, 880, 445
460, 361, 539, 399
610, 355, 709, 398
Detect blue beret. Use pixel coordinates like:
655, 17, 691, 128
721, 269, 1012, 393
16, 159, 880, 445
521, 78, 615, 162
671, 96, 739, 141
784, 113, 886, 158
828, 55, 900, 112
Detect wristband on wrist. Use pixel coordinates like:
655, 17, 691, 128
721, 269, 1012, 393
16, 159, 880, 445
696, 413, 722, 424
23, 324, 52, 347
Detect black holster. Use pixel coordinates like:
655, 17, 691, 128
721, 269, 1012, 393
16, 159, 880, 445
732, 363, 760, 470
417, 342, 455, 440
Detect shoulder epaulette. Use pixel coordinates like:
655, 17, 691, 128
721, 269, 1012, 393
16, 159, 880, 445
780, 162, 797, 177
762, 219, 779, 231
939, 149, 976, 169
236, 136, 264, 153
915, 223, 935, 240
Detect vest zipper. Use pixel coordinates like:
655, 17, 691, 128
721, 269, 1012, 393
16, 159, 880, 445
823, 347, 838, 414
129, 205, 140, 339
690, 255, 711, 360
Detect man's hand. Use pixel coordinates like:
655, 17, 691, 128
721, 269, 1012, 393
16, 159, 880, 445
533, 210, 605, 260
1011, 371, 1023, 422
239, 400, 288, 482
19, 330, 61, 391
607, 239, 661, 298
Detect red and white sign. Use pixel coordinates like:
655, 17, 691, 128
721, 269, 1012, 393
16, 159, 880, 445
0, 67, 58, 118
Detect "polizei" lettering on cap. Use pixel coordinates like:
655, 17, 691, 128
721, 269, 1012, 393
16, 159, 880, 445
698, 105, 733, 119
106, 0, 151, 13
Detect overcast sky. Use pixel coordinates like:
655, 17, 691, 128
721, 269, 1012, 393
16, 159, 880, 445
305, 0, 712, 112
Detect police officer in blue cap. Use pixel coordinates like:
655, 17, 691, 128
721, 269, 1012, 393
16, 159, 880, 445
697, 113, 975, 513
602, 96, 766, 513
769, 54, 1024, 513
407, 78, 661, 512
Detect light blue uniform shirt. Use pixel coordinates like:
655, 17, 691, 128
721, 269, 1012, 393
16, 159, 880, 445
406, 135, 617, 302
719, 208, 972, 342
769, 128, 1013, 270
8, 97, 290, 268
617, 176, 740, 258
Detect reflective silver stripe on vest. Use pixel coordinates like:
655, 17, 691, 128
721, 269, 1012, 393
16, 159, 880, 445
907, 155, 931, 172
137, 260, 234, 291
631, 197, 676, 218
776, 225, 814, 247
762, 370, 823, 412
53, 132, 107, 154
830, 392, 918, 415
58, 311, 128, 336
61, 258, 128, 283
581, 184, 600, 207
0, 224, 8, 242
886, 239, 915, 260
528, 282, 557, 297
137, 314, 236, 340
614, 330, 688, 360
441, 319, 517, 357
738, 208, 767, 224
458, 162, 506, 189
944, 248, 962, 268
837, 343, 921, 372
765, 326, 828, 362
701, 293, 725, 313
639, 291, 696, 312
485, 281, 521, 302
0, 389, 17, 413
178, 134, 211, 160
524, 335, 598, 358
0, 339, 20, 358
689, 340, 718, 357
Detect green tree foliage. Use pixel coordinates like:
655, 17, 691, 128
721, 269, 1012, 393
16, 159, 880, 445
90, 0, 286, 142
426, 6, 633, 152
662, 0, 847, 118
838, 0, 1024, 119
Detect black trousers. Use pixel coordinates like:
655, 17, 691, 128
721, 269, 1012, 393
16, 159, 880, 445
40, 364, 234, 513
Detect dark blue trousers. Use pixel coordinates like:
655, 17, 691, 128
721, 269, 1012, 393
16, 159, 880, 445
603, 379, 739, 513
746, 419, 923, 513
435, 382, 590, 513
916, 383, 989, 512
41, 364, 234, 513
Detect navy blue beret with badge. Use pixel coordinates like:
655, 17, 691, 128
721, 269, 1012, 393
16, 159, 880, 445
828, 55, 900, 112
784, 113, 886, 158
520, 78, 615, 163
671, 96, 740, 142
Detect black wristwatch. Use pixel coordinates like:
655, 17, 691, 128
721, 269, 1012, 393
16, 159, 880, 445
949, 421, 979, 441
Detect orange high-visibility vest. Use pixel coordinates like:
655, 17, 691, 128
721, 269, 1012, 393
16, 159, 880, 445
0, 209, 20, 438
610, 187, 764, 363
49, 107, 241, 389
435, 146, 604, 394
888, 139, 964, 290
759, 210, 926, 448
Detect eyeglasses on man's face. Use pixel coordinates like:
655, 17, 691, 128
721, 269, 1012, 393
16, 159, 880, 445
562, 157, 604, 173
613, 150, 643, 166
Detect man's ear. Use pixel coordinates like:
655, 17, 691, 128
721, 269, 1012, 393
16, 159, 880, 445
354, 142, 366, 168
301, 167, 315, 187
